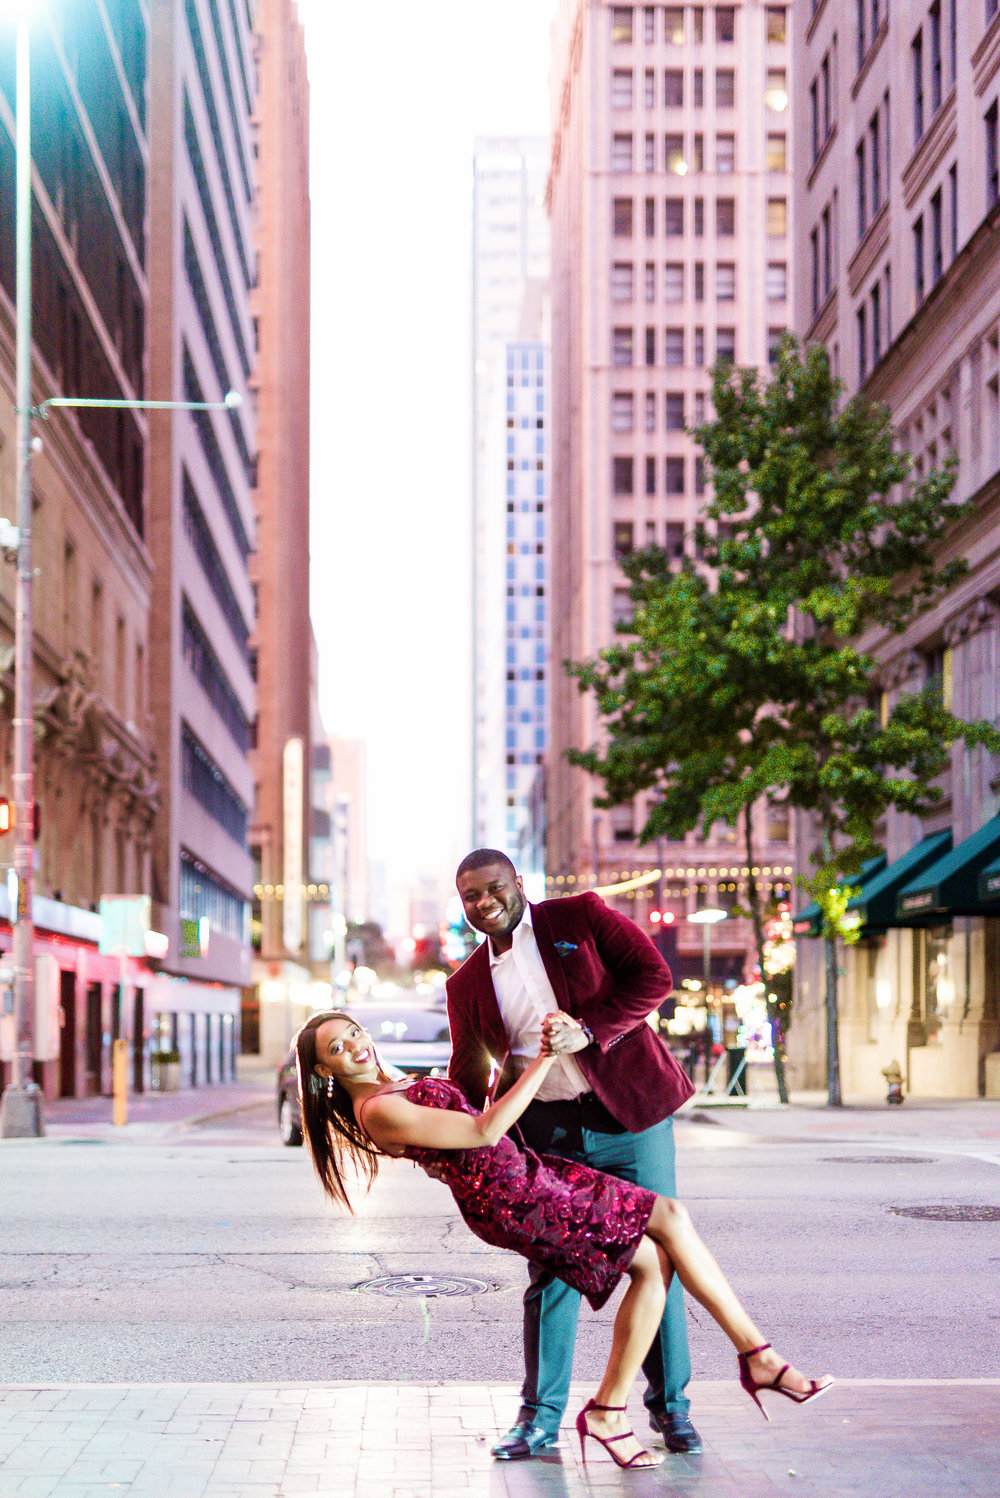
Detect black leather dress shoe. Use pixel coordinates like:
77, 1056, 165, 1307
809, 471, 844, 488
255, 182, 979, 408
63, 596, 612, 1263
649, 1410, 703, 1453
491, 1420, 558, 1460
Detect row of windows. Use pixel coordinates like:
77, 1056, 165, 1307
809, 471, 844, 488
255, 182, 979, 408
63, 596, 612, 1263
809, 45, 836, 165
911, 0, 957, 147
856, 265, 892, 383
182, 345, 252, 559
611, 135, 786, 207
614, 321, 740, 364
611, 67, 787, 113
855, 93, 890, 241
181, 727, 248, 846
181, 600, 250, 753
612, 5, 787, 47
612, 260, 787, 307
808, 195, 838, 318
181, 470, 252, 655
180, 850, 249, 945
614, 197, 742, 238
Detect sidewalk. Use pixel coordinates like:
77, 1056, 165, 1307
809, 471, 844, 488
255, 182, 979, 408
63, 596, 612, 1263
681, 1089, 1000, 1148
37, 1070, 274, 1142
1, 1379, 998, 1498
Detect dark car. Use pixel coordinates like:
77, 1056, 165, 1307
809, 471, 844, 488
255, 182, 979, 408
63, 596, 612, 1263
276, 1000, 452, 1146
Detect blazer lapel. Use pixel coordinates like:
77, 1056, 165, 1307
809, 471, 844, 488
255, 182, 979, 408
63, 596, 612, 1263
529, 902, 570, 1007
469, 940, 509, 1056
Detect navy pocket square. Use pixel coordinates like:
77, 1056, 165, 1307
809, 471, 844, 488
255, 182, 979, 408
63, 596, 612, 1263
554, 940, 578, 955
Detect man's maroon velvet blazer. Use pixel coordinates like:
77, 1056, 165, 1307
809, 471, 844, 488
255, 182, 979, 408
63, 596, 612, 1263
446, 891, 694, 1134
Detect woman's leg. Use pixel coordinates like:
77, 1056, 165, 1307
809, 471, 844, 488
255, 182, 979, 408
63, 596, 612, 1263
580, 1236, 668, 1467
645, 1196, 823, 1395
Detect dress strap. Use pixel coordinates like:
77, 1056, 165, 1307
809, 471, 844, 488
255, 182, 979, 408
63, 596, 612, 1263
355, 1080, 412, 1147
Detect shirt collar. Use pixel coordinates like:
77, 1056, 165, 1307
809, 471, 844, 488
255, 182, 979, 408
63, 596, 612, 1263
487, 901, 533, 967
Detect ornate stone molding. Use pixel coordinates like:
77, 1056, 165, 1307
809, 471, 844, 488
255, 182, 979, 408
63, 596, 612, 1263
944, 599, 999, 648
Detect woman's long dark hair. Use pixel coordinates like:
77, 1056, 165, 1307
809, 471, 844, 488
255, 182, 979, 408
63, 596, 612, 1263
295, 1009, 384, 1210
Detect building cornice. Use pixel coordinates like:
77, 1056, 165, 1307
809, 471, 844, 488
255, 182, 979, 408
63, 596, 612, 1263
902, 91, 958, 211
847, 203, 890, 299
972, 10, 1000, 97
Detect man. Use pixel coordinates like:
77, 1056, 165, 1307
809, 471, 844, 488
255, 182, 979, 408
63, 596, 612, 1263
446, 848, 700, 1459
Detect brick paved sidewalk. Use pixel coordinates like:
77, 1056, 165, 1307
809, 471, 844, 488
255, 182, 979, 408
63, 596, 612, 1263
1, 1381, 998, 1498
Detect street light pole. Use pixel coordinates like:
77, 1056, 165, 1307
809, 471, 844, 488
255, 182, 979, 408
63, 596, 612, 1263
1, 4, 41, 1137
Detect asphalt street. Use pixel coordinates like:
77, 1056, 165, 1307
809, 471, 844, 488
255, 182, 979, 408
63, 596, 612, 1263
1, 1094, 998, 1388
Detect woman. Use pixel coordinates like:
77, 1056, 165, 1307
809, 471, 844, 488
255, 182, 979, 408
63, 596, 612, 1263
296, 1008, 832, 1471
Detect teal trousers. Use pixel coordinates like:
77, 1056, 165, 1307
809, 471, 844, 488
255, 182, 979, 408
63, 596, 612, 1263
515, 1114, 691, 1436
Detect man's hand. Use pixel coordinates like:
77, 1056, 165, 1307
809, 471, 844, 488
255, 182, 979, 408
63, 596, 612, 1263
541, 1011, 591, 1055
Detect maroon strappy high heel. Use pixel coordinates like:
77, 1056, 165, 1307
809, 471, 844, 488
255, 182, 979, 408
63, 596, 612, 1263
738, 1343, 834, 1421
575, 1399, 664, 1469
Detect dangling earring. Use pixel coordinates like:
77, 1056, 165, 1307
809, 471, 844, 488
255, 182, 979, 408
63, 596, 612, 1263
326, 1076, 335, 1099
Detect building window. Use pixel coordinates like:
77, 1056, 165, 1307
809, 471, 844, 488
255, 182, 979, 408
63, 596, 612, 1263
665, 134, 686, 173
663, 6, 684, 43
912, 30, 924, 143
665, 455, 685, 493
692, 133, 704, 171
611, 7, 634, 44
716, 69, 735, 108
613, 197, 634, 236
644, 68, 656, 107
694, 326, 705, 364
694, 196, 705, 235
612, 392, 635, 432
949, 162, 958, 258
611, 262, 634, 302
694, 261, 705, 300
613, 587, 635, 627
644, 260, 656, 301
612, 326, 634, 366
716, 134, 736, 172
665, 521, 685, 557
644, 5, 656, 43
766, 261, 787, 300
613, 456, 635, 494
694, 68, 704, 107
716, 197, 735, 235
612, 133, 634, 172
664, 326, 684, 365
716, 6, 736, 42
645, 391, 657, 431
767, 197, 787, 235
766, 6, 787, 41
810, 80, 820, 162
692, 6, 704, 41
645, 133, 656, 170
857, 303, 868, 381
768, 326, 785, 366
665, 392, 685, 430
766, 133, 786, 171
870, 111, 882, 215
645, 455, 657, 495
664, 68, 684, 106
871, 283, 882, 363
765, 69, 788, 111
716, 262, 736, 300
645, 325, 657, 365
821, 203, 833, 298
987, 100, 999, 208
612, 69, 634, 109
716, 326, 736, 363
929, 1, 942, 114
664, 196, 684, 233
930, 187, 943, 283
913, 214, 925, 301
644, 196, 656, 235
856, 140, 867, 238
664, 262, 684, 300
613, 521, 634, 559
810, 228, 820, 315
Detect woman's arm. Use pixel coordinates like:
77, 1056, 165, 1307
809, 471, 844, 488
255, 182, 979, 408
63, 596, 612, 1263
359, 1052, 556, 1154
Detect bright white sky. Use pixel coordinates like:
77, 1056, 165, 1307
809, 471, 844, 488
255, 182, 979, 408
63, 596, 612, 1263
297, 0, 556, 910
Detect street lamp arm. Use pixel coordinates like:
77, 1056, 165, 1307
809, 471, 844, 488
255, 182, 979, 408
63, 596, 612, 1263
35, 391, 243, 417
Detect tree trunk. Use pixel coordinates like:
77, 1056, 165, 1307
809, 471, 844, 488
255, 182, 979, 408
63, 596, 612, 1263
823, 933, 843, 1107
745, 806, 789, 1105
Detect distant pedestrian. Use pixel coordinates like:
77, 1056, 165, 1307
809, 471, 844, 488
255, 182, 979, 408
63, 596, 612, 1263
296, 1008, 833, 1470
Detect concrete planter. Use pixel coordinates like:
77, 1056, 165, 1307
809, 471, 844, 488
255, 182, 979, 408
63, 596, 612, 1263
151, 1058, 181, 1093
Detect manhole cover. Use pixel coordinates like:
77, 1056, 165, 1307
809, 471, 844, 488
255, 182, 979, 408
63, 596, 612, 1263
357, 1274, 490, 1299
824, 1156, 933, 1164
888, 1205, 1000, 1222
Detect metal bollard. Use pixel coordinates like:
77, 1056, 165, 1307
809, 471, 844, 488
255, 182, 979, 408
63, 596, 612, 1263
112, 1038, 128, 1126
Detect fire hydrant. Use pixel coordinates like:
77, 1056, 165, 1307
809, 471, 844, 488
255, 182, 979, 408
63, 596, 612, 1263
881, 1059, 904, 1105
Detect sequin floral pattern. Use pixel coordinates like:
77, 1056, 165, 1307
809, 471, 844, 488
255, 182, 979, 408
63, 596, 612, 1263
398, 1076, 657, 1311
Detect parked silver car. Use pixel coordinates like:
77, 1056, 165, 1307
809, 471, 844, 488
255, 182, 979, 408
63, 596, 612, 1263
276, 1001, 452, 1146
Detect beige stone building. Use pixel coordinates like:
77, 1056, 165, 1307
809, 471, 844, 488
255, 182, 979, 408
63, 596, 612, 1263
547, 1, 797, 1014
791, 0, 1000, 1096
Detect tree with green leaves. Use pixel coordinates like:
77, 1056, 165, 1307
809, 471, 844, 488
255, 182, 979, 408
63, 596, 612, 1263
568, 339, 1000, 1106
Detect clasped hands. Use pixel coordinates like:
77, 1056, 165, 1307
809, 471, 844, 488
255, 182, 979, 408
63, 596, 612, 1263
539, 1010, 589, 1057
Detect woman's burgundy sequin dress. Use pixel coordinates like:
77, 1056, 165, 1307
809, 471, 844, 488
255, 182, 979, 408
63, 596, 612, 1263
379, 1076, 657, 1311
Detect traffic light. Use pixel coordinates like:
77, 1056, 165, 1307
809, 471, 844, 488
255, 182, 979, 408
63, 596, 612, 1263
0, 798, 11, 833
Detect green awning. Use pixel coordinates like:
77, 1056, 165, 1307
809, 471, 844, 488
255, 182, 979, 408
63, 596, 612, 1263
792, 856, 886, 939
978, 853, 1000, 905
845, 830, 952, 931
895, 816, 1000, 923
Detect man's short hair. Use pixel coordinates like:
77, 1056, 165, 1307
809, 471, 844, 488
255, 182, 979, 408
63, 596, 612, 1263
455, 848, 517, 883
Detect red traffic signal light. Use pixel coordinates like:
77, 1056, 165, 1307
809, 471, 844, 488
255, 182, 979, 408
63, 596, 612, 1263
0, 798, 11, 833
648, 909, 676, 925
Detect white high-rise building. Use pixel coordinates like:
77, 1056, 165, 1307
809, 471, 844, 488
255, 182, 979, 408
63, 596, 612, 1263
472, 139, 550, 859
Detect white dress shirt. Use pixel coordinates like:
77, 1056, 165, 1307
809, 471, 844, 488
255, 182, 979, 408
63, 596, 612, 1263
488, 904, 590, 1102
